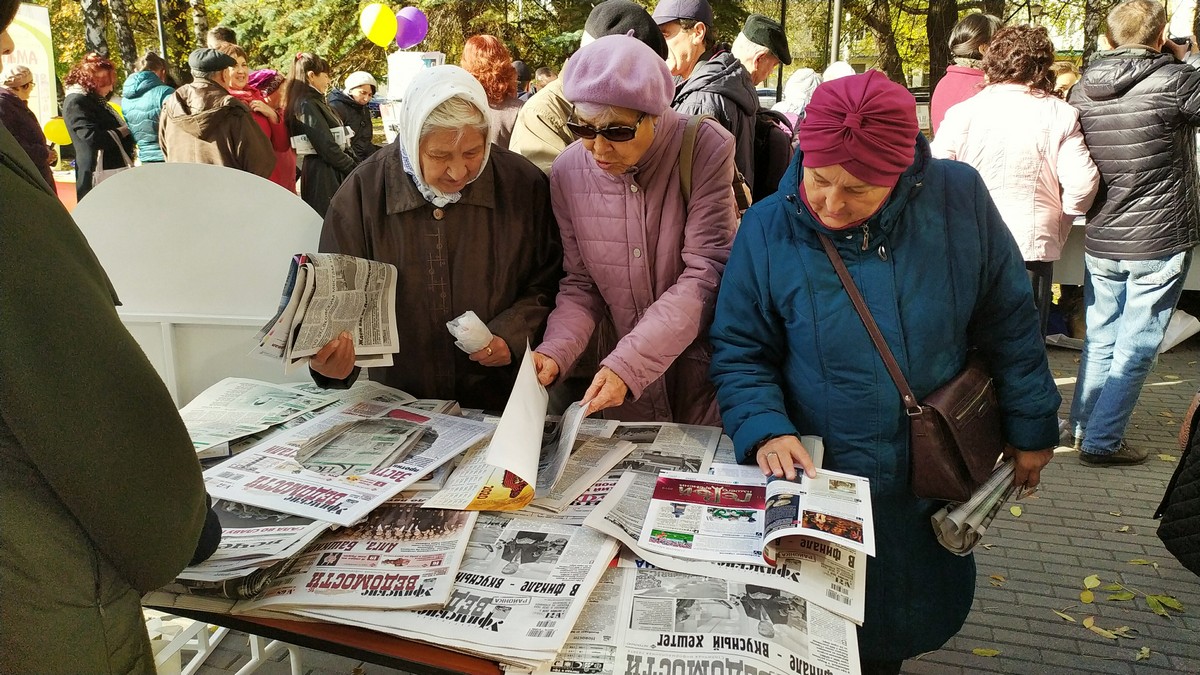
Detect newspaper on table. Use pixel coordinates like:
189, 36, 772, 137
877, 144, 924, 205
932, 460, 1017, 556
585, 470, 866, 625
423, 347, 629, 511
294, 511, 620, 669
253, 252, 399, 372
612, 561, 860, 675
638, 468, 875, 571
293, 417, 426, 477
204, 399, 493, 526
527, 565, 628, 675
234, 495, 478, 613
204, 380, 417, 463
181, 378, 337, 457
176, 499, 331, 583
523, 472, 624, 527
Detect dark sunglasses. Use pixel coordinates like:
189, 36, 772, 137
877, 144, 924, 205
566, 109, 646, 143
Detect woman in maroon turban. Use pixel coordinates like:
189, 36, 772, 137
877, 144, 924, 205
711, 71, 1058, 673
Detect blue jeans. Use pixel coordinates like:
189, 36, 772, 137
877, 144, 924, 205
1071, 250, 1193, 455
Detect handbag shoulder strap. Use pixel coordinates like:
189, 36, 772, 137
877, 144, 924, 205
679, 114, 713, 205
106, 129, 134, 168
816, 233, 921, 414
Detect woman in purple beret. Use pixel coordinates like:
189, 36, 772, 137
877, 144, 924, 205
531, 34, 738, 425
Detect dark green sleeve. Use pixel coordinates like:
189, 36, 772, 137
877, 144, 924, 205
0, 127, 208, 592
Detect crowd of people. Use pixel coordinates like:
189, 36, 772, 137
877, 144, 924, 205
3, 0, 1200, 673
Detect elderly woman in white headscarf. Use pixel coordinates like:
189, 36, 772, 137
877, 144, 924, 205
311, 65, 563, 411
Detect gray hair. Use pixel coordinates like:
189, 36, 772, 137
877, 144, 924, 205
731, 33, 771, 63
191, 69, 225, 81
420, 95, 490, 143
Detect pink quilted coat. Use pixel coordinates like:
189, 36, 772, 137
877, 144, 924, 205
537, 109, 737, 425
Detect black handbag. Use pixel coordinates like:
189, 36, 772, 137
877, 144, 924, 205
1155, 390, 1200, 576
818, 234, 1006, 503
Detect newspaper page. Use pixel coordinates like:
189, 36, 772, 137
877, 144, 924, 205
609, 422, 721, 475
639, 472, 768, 567
537, 402, 588, 492
585, 471, 866, 625
523, 472, 624, 527
234, 495, 477, 612
255, 253, 399, 371
297, 512, 619, 668
528, 437, 636, 513
176, 499, 331, 583
614, 563, 860, 675
763, 470, 876, 558
293, 417, 426, 477
526, 566, 629, 675
181, 378, 337, 454
709, 435, 826, 479
204, 402, 493, 526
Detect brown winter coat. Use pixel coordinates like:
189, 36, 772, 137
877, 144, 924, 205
318, 143, 563, 411
159, 79, 275, 178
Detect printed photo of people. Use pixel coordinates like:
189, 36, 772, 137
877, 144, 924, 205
614, 424, 662, 445
734, 584, 810, 655
826, 478, 858, 495
345, 499, 472, 542
215, 499, 316, 529
801, 511, 865, 544
495, 531, 568, 579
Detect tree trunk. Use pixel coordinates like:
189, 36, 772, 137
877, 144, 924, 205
163, 0, 192, 71
1193, 0, 1200, 41
855, 0, 906, 84
1082, 0, 1109, 63
80, 0, 110, 57
108, 0, 138, 73
190, 0, 209, 48
927, 0, 957, 90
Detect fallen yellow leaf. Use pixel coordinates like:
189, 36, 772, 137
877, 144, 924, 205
1159, 454, 1177, 462
1083, 575, 1101, 589
1116, 525, 1130, 533
971, 648, 1001, 657
1108, 591, 1136, 601
1083, 616, 1095, 628
1009, 505, 1023, 517
1081, 589, 1095, 604
1052, 609, 1076, 622
1136, 646, 1151, 661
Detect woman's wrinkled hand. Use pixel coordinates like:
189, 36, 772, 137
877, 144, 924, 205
532, 351, 560, 386
249, 99, 279, 123
581, 366, 628, 416
469, 336, 512, 367
1005, 444, 1053, 492
310, 331, 356, 380
756, 435, 816, 481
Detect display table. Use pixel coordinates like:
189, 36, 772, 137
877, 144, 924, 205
142, 603, 503, 675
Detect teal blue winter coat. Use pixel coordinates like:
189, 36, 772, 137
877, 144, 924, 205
121, 70, 174, 163
709, 136, 1060, 661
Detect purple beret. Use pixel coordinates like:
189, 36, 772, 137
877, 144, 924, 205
799, 70, 919, 187
562, 34, 675, 116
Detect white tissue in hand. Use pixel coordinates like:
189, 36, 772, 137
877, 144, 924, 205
447, 311, 494, 353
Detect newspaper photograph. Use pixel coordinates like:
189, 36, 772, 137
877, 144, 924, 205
609, 422, 721, 475
204, 402, 493, 526
293, 417, 426, 477
234, 495, 477, 612
585, 471, 866, 625
254, 252, 399, 371
614, 564, 860, 675
181, 378, 337, 454
176, 499, 331, 583
298, 512, 619, 668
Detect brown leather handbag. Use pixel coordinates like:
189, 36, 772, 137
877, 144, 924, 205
818, 234, 1005, 503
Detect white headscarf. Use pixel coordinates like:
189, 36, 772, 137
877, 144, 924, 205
399, 65, 493, 207
772, 68, 821, 118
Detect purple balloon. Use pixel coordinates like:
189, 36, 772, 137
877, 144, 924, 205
394, 7, 428, 49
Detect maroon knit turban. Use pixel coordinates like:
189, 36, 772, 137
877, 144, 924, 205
799, 70, 919, 187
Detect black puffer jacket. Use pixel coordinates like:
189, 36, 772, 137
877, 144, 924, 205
1071, 48, 1200, 260
672, 50, 758, 190
327, 88, 379, 162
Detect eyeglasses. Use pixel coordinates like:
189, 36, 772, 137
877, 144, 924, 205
566, 109, 646, 143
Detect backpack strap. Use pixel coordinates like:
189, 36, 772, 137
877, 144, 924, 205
679, 114, 715, 205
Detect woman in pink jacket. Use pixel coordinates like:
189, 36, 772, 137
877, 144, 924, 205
932, 24, 1099, 334
532, 34, 738, 426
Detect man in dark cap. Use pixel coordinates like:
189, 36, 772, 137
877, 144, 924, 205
732, 14, 791, 87
655, 0, 758, 193
513, 59, 533, 100
158, 48, 275, 178
509, 0, 669, 174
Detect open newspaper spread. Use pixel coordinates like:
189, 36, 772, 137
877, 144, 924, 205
253, 252, 399, 371
181, 378, 337, 457
296, 512, 619, 669
423, 347, 632, 511
585, 471, 866, 625
611, 561, 860, 675
204, 400, 493, 526
234, 495, 477, 612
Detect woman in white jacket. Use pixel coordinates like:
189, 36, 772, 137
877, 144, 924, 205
932, 24, 1099, 335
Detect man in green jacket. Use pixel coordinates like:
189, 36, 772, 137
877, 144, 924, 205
0, 3, 212, 671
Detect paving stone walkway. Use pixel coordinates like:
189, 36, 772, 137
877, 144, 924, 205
189, 343, 1200, 675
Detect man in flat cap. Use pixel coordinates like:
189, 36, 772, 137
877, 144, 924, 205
733, 14, 791, 87
158, 47, 275, 178
655, 0, 758, 193
509, 0, 669, 174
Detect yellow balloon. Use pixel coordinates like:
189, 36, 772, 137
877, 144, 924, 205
109, 101, 124, 119
359, 3, 398, 48
44, 117, 71, 145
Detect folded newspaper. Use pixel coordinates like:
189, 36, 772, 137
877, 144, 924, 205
253, 253, 399, 372
931, 460, 1017, 556
180, 378, 337, 457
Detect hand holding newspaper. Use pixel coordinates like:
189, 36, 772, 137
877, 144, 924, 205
253, 253, 399, 373
931, 460, 1017, 555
